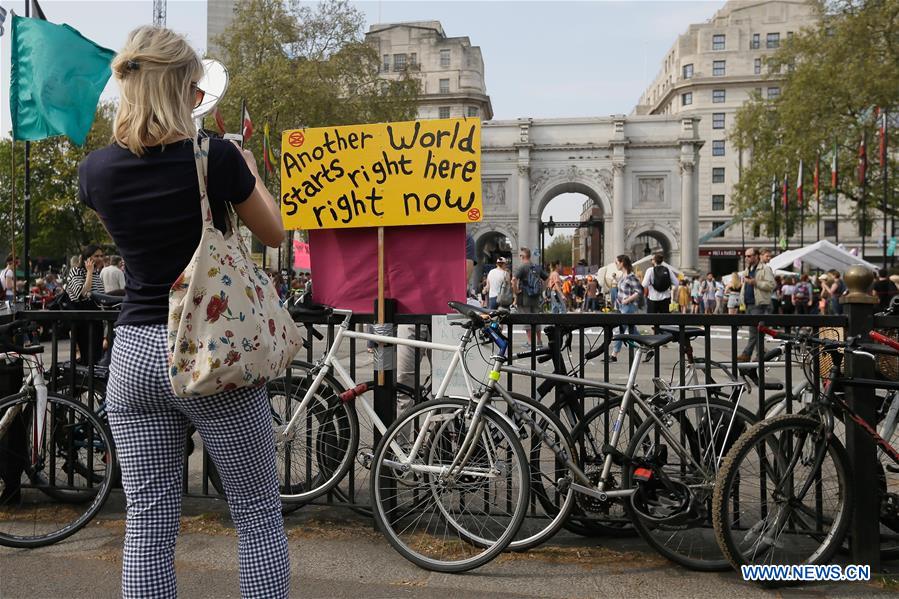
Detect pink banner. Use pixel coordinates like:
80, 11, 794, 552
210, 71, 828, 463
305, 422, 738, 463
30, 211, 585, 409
293, 240, 311, 271
309, 224, 467, 314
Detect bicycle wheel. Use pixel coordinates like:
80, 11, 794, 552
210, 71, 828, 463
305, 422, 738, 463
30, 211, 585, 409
712, 414, 852, 570
370, 398, 529, 573
501, 392, 575, 551
623, 396, 756, 571
0, 393, 115, 548
267, 374, 358, 505
568, 397, 641, 537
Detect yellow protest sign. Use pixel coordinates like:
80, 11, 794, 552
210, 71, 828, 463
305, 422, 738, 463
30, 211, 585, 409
280, 118, 482, 230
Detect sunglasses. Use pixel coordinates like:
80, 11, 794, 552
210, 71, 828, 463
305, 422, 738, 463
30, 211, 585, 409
191, 83, 205, 110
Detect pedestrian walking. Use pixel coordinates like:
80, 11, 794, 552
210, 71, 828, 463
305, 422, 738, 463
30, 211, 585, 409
77, 27, 290, 598
584, 275, 600, 312
873, 268, 897, 313
641, 253, 677, 314
610, 255, 646, 362
100, 255, 126, 294
793, 274, 814, 314
512, 247, 547, 348
700, 273, 718, 315
677, 278, 691, 313
725, 272, 741, 314
737, 248, 775, 361
547, 262, 567, 314
485, 257, 511, 309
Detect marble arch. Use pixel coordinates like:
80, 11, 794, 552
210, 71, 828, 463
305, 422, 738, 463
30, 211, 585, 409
478, 115, 702, 274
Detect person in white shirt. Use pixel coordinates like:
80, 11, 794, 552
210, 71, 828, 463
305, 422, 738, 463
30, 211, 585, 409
641, 254, 678, 313
100, 255, 126, 294
484, 257, 510, 309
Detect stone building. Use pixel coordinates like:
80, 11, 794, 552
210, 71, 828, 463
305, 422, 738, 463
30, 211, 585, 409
365, 21, 494, 121
206, 0, 237, 56
634, 0, 873, 275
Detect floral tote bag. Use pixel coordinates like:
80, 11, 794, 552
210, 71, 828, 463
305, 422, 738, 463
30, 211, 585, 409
167, 136, 303, 397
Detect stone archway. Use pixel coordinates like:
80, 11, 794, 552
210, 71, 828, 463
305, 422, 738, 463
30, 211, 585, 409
625, 223, 679, 264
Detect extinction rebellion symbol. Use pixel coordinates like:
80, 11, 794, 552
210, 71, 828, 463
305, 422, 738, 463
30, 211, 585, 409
288, 131, 305, 148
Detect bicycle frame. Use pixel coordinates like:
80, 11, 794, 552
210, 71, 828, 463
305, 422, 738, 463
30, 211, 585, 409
280, 309, 492, 471
0, 351, 48, 465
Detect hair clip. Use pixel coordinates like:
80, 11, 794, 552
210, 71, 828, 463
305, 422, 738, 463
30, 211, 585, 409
126, 60, 140, 71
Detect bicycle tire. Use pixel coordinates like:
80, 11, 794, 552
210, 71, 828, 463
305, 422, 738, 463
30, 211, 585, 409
623, 395, 756, 571
0, 393, 116, 548
370, 398, 529, 573
489, 392, 576, 551
712, 414, 853, 574
267, 376, 359, 505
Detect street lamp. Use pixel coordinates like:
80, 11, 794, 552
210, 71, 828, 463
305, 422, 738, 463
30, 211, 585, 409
546, 216, 556, 237
643, 241, 652, 256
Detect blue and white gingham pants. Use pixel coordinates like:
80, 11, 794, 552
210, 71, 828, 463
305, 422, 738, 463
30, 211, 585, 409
106, 325, 289, 599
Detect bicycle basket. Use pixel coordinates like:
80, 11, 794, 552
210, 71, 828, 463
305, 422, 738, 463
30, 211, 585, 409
800, 327, 843, 392
874, 328, 899, 381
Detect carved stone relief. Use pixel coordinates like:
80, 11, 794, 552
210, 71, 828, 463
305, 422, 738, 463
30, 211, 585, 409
482, 180, 507, 206
637, 177, 665, 205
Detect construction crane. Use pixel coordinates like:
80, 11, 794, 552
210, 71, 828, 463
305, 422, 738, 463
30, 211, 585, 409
152, 0, 166, 27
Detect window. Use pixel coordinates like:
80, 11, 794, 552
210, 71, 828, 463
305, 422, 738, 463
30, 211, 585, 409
467, 106, 479, 117
754, 58, 762, 75
712, 89, 726, 103
712, 34, 726, 50
767, 32, 780, 48
753, 223, 762, 237
440, 49, 450, 67
712, 167, 725, 183
410, 53, 417, 66
767, 86, 781, 99
439, 78, 450, 94
712, 112, 725, 129
858, 220, 873, 236
751, 33, 760, 49
712, 195, 726, 210
683, 63, 693, 79
787, 31, 794, 39
438, 106, 450, 119
711, 221, 726, 238
682, 92, 693, 106
824, 220, 837, 237
755, 87, 763, 97
393, 53, 406, 71
713, 60, 726, 76
712, 140, 726, 156
382, 54, 389, 72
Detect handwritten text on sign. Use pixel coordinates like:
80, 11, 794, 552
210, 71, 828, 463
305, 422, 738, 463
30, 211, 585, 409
280, 118, 482, 230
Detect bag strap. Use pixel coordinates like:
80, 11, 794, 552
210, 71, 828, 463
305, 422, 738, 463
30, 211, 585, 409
192, 136, 214, 226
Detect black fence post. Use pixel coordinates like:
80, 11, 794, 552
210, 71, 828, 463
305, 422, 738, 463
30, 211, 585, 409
840, 265, 880, 572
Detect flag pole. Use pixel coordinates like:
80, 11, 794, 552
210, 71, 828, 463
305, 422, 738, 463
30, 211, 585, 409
815, 153, 821, 242
22, 0, 31, 298
772, 177, 779, 253
799, 161, 805, 248
882, 109, 889, 268
861, 131, 868, 261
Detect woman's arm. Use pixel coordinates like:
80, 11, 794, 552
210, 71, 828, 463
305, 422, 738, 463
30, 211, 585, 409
232, 146, 285, 248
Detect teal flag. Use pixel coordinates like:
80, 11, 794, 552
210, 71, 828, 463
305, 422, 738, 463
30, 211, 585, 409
10, 15, 115, 146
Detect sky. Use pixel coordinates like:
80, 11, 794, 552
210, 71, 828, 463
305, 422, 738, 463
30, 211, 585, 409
0, 0, 725, 234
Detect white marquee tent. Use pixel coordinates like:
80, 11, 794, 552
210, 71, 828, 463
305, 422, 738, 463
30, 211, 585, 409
767, 240, 877, 273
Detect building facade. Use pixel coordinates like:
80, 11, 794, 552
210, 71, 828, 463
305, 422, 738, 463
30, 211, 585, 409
634, 0, 873, 275
366, 22, 494, 121
206, 0, 238, 56
472, 116, 702, 283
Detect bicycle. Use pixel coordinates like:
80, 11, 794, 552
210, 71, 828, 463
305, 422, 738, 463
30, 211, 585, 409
370, 302, 758, 572
0, 319, 116, 548
712, 325, 899, 574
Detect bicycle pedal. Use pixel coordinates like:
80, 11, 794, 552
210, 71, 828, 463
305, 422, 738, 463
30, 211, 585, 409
557, 477, 571, 494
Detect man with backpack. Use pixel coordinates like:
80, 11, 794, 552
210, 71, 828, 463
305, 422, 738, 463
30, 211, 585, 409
641, 253, 677, 314
512, 247, 547, 348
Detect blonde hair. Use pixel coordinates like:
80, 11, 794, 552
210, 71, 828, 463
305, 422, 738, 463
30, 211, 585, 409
112, 27, 203, 156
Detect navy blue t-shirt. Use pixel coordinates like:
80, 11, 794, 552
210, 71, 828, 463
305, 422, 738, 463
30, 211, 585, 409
78, 138, 256, 326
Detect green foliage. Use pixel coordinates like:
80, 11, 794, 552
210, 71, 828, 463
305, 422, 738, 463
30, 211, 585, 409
731, 0, 899, 234
0, 103, 115, 262
211, 0, 421, 192
544, 235, 573, 267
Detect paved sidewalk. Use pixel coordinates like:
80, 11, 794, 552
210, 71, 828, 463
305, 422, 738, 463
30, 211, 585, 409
1, 493, 897, 598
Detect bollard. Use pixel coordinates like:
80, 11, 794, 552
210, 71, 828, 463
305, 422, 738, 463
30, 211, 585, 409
840, 265, 880, 571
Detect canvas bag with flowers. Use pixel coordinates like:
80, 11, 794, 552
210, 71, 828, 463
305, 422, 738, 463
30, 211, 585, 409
167, 136, 303, 397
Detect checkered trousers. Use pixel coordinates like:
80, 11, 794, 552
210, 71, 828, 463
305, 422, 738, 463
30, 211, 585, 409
106, 325, 289, 599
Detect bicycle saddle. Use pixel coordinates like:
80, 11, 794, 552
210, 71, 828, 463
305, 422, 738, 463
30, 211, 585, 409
611, 333, 674, 349
658, 325, 704, 340
90, 291, 124, 308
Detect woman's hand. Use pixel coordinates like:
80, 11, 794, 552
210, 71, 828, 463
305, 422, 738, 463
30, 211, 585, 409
233, 141, 260, 177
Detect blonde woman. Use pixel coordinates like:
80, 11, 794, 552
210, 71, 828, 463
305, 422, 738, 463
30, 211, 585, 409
78, 28, 288, 598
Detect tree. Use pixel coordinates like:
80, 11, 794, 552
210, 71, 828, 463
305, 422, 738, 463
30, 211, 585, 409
211, 0, 420, 192
544, 235, 573, 267
730, 0, 899, 236
0, 103, 115, 264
